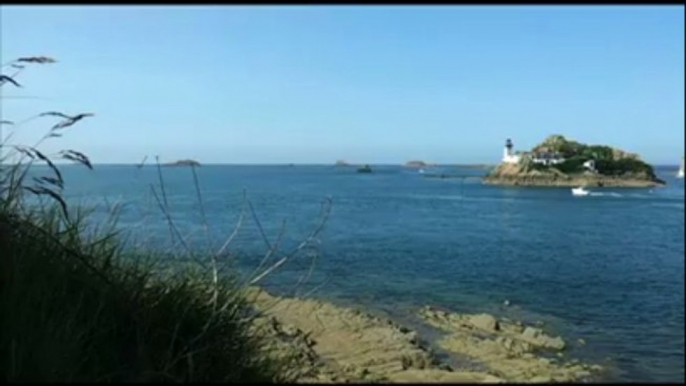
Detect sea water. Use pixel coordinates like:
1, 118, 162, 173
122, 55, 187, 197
30, 164, 684, 382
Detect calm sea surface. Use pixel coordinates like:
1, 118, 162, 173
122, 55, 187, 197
36, 164, 684, 382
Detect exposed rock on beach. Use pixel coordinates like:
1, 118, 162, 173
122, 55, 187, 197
417, 307, 601, 382
249, 288, 603, 383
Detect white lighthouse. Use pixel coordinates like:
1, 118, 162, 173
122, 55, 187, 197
502, 138, 522, 164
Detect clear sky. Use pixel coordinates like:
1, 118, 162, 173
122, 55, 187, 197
1, 5, 684, 165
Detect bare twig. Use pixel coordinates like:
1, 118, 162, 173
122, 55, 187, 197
136, 155, 148, 169
248, 256, 288, 286
155, 156, 170, 209
190, 165, 212, 253
248, 197, 332, 286
285, 196, 333, 256
247, 198, 273, 250
244, 217, 288, 286
215, 188, 247, 258
301, 277, 331, 298
190, 164, 218, 304
149, 185, 196, 262
291, 248, 319, 297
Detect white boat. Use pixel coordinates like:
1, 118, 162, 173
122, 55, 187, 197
678, 158, 684, 178
572, 186, 590, 196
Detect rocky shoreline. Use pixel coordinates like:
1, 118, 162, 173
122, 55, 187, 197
483, 162, 664, 188
483, 175, 663, 188
249, 288, 604, 383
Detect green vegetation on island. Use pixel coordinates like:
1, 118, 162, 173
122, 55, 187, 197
485, 135, 665, 187
530, 135, 655, 176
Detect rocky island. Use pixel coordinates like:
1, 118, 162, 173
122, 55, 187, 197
483, 135, 665, 188
405, 160, 429, 168
165, 159, 201, 167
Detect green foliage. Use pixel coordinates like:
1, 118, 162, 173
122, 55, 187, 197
0, 207, 287, 382
557, 140, 586, 159
529, 135, 656, 178
554, 156, 590, 174
581, 146, 614, 161
595, 158, 655, 177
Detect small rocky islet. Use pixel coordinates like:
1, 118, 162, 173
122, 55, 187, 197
164, 159, 201, 167
405, 160, 430, 168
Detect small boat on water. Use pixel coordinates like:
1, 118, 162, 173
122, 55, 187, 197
572, 186, 590, 196
357, 164, 372, 173
677, 158, 684, 178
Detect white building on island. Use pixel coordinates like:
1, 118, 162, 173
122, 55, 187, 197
583, 159, 597, 172
502, 138, 567, 166
530, 151, 565, 166
502, 139, 523, 164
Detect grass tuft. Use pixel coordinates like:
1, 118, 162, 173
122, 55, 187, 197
1, 56, 297, 383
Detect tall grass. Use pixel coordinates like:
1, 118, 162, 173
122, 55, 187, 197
0, 57, 320, 382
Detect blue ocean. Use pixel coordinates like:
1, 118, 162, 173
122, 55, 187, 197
45, 164, 684, 382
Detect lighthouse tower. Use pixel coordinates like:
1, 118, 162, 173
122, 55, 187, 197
502, 138, 521, 164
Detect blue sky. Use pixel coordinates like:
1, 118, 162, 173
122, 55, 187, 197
1, 5, 683, 164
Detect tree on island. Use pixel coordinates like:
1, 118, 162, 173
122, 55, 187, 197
528, 135, 657, 178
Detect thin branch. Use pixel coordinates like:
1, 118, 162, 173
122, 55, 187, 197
155, 156, 170, 209
244, 217, 288, 286
136, 155, 148, 169
190, 164, 218, 304
291, 247, 319, 297
248, 197, 332, 286
149, 184, 196, 262
215, 188, 247, 257
248, 256, 287, 285
247, 198, 272, 250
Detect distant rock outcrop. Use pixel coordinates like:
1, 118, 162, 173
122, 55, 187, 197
357, 164, 373, 173
405, 160, 428, 168
484, 135, 664, 187
335, 160, 349, 166
165, 159, 201, 167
